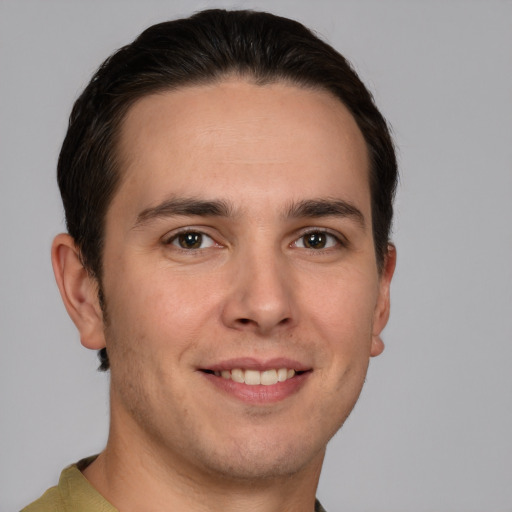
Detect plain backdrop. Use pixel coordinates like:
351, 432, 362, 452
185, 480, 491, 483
1, 1, 511, 511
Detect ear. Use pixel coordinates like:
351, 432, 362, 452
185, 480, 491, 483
370, 244, 397, 357
51, 233, 106, 350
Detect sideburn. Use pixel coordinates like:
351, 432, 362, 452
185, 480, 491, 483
97, 283, 111, 371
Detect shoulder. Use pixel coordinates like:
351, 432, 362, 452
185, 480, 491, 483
20, 457, 115, 512
21, 485, 64, 512
315, 499, 328, 512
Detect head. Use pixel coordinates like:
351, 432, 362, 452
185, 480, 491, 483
52, 8, 397, 486
57, 9, 397, 371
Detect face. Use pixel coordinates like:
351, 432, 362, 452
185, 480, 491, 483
96, 79, 394, 482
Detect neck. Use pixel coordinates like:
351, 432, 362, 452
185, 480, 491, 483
83, 406, 324, 512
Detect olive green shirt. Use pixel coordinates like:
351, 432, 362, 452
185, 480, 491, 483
22, 457, 114, 512
22, 457, 327, 512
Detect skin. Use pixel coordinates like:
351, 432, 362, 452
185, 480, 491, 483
52, 79, 395, 512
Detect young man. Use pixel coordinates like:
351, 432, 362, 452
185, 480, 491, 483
23, 9, 397, 512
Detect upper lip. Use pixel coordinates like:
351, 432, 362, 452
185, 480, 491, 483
202, 357, 311, 373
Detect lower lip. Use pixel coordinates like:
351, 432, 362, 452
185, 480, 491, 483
200, 371, 310, 404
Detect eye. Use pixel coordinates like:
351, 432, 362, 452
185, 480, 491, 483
293, 231, 340, 250
168, 231, 216, 250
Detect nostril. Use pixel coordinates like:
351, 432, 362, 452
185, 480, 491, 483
236, 316, 291, 328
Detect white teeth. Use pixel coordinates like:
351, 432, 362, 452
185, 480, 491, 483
261, 369, 278, 385
214, 368, 297, 385
244, 370, 261, 385
277, 368, 288, 382
231, 368, 244, 383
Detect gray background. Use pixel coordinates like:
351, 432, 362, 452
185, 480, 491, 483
1, 1, 511, 510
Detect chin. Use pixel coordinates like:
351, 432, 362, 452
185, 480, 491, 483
183, 424, 330, 484
201, 444, 323, 483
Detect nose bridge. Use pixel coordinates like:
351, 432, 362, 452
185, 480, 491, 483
222, 236, 295, 334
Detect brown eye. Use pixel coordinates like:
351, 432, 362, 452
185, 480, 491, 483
294, 231, 340, 250
170, 232, 215, 249
303, 232, 327, 249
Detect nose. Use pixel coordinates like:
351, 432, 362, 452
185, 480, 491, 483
221, 248, 297, 336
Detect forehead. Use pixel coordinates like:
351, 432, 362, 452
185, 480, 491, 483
112, 79, 370, 217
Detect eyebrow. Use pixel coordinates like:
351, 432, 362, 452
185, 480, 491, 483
285, 198, 366, 229
133, 196, 365, 230
133, 197, 234, 228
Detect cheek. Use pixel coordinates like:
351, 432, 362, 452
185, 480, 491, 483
301, 277, 378, 439
314, 277, 377, 379
103, 261, 220, 361
304, 271, 378, 357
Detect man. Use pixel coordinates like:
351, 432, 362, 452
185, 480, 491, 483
23, 8, 397, 512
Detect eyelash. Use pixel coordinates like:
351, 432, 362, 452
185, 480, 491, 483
162, 228, 346, 252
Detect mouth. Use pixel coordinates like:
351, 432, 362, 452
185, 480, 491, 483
201, 368, 303, 386
198, 360, 311, 404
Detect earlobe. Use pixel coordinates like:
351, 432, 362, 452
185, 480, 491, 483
51, 233, 106, 350
370, 335, 385, 357
370, 244, 397, 357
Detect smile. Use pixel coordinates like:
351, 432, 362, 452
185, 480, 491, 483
200, 364, 310, 404
211, 368, 296, 386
